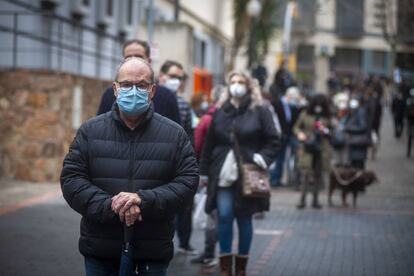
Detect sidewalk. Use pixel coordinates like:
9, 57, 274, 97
168, 112, 414, 275
0, 113, 413, 275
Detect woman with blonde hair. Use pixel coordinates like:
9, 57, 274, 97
199, 71, 280, 275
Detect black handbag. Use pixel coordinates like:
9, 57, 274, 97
232, 129, 271, 199
303, 136, 322, 154
330, 129, 346, 149
347, 133, 371, 147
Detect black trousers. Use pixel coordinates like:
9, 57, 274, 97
175, 204, 193, 249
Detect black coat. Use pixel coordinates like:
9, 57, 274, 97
271, 98, 300, 137
61, 104, 198, 262
97, 85, 181, 125
200, 97, 280, 216
345, 107, 370, 162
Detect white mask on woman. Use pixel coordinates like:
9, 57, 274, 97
349, 99, 359, 109
229, 83, 247, 98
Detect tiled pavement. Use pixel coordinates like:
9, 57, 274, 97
168, 112, 414, 275
0, 112, 413, 275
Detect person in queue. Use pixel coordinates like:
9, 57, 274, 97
199, 71, 279, 275
61, 57, 198, 275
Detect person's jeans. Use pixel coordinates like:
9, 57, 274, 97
216, 187, 253, 255
204, 210, 218, 258
85, 257, 168, 276
270, 135, 296, 186
175, 202, 193, 249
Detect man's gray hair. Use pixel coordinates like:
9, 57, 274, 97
114, 57, 155, 83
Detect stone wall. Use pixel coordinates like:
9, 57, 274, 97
0, 69, 111, 182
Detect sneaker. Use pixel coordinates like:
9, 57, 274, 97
177, 246, 199, 255
190, 254, 218, 267
253, 212, 265, 219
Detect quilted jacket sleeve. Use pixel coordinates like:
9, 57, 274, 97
137, 129, 199, 219
60, 124, 116, 223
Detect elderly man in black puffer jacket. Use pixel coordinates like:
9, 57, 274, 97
61, 57, 198, 275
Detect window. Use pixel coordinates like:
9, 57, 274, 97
335, 48, 362, 72
297, 44, 314, 67
336, 0, 364, 37
372, 50, 386, 70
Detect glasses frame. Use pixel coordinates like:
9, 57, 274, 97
116, 80, 154, 92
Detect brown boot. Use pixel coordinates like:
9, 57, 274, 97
235, 255, 248, 276
219, 254, 233, 276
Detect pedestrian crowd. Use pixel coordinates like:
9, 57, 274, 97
60, 38, 412, 276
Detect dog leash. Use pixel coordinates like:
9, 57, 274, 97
332, 168, 365, 186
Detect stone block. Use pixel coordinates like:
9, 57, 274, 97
15, 162, 32, 181
42, 142, 63, 157
27, 91, 48, 108
35, 110, 59, 125
32, 158, 59, 182
32, 75, 60, 91
21, 142, 43, 158
0, 97, 10, 109
15, 89, 29, 107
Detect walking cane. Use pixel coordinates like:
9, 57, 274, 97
119, 225, 134, 276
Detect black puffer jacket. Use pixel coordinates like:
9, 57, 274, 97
61, 104, 198, 262
200, 97, 280, 216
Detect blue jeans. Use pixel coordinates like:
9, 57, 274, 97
85, 257, 168, 276
216, 187, 253, 255
269, 135, 297, 186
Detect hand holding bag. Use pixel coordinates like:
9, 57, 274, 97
231, 129, 271, 198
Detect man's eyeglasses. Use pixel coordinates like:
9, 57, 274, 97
167, 74, 184, 81
117, 81, 153, 92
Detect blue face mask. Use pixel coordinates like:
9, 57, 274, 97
116, 86, 150, 115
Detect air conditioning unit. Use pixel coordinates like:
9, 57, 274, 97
71, 0, 90, 20
96, 0, 114, 29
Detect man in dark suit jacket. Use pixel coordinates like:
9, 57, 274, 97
269, 87, 301, 187
96, 39, 181, 125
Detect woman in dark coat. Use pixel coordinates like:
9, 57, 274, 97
199, 71, 279, 275
344, 96, 371, 169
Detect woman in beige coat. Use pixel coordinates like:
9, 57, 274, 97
294, 94, 332, 209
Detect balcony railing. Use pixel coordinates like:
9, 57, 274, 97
0, 11, 125, 80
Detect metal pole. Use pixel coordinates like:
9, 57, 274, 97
248, 18, 256, 69
58, 20, 62, 71
147, 0, 154, 44
78, 26, 83, 75
12, 13, 18, 68
282, 1, 295, 62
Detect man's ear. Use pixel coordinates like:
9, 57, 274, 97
149, 84, 156, 100
112, 82, 118, 97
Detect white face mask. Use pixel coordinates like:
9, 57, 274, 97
229, 83, 247, 98
314, 105, 322, 114
338, 102, 347, 110
349, 99, 359, 109
164, 78, 181, 92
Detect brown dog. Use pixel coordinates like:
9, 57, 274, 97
328, 166, 378, 207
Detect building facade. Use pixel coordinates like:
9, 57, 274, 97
260, 0, 414, 94
0, 0, 232, 96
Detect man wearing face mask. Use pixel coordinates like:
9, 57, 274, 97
61, 57, 198, 275
157, 60, 197, 255
96, 39, 181, 125
269, 87, 301, 187
158, 60, 194, 144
